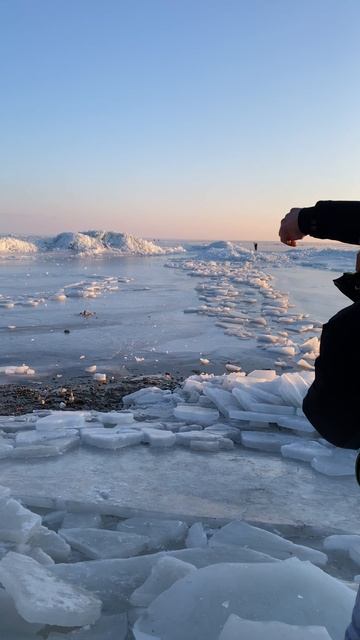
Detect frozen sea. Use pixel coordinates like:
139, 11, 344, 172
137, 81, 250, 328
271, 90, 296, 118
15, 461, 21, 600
0, 239, 357, 380
1, 239, 360, 640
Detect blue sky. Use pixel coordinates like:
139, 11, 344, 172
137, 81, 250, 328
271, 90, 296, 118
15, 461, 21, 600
0, 0, 360, 239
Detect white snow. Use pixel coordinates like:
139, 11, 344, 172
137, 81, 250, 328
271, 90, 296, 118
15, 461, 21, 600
0, 231, 185, 257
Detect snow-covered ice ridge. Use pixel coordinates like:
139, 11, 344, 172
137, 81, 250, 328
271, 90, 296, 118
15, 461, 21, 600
0, 231, 185, 256
0, 366, 356, 476
167, 256, 321, 371
0, 479, 357, 639
192, 239, 358, 272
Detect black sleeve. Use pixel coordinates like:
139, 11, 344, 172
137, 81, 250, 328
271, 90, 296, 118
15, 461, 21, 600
298, 201, 360, 245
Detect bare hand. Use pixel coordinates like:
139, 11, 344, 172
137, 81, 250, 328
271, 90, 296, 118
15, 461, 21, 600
279, 208, 305, 246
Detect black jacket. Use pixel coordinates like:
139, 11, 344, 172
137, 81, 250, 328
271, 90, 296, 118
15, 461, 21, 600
298, 201, 360, 448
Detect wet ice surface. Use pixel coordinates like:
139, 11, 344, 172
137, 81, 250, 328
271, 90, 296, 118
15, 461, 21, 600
0, 242, 349, 380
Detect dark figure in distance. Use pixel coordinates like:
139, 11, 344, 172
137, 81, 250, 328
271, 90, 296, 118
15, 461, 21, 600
253, 242, 258, 251
279, 201, 360, 640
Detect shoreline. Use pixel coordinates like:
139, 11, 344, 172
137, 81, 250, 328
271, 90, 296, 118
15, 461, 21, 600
0, 372, 180, 416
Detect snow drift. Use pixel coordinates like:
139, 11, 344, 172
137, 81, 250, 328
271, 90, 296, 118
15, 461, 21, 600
0, 232, 185, 257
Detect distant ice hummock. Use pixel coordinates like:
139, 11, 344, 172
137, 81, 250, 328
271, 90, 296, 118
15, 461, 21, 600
0, 232, 185, 257
196, 240, 252, 261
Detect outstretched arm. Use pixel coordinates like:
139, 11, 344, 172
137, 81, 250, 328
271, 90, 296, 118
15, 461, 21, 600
279, 201, 360, 246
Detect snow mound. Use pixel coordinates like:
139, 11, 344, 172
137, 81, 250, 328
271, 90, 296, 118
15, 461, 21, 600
0, 237, 38, 254
196, 241, 253, 261
0, 232, 185, 257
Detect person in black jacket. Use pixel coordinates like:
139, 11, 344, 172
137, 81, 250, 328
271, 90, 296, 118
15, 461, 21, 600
280, 202, 360, 640
280, 202, 360, 449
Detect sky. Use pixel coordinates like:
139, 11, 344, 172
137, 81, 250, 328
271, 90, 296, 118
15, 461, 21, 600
0, 0, 360, 240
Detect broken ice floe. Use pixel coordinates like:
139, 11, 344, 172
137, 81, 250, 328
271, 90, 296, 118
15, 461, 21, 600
0, 482, 358, 639
0, 367, 355, 476
166, 255, 321, 373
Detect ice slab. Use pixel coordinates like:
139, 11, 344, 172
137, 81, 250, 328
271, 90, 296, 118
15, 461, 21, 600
203, 386, 240, 418
30, 525, 71, 562
146, 431, 176, 448
62, 512, 102, 529
281, 441, 332, 463
82, 430, 142, 449
0, 587, 43, 637
117, 518, 188, 550
130, 556, 196, 607
51, 546, 276, 613
36, 413, 86, 431
134, 558, 353, 640
0, 552, 101, 626
276, 415, 315, 433
209, 522, 327, 565
48, 613, 128, 639
190, 440, 219, 452
0, 498, 41, 543
218, 614, 332, 639
279, 373, 310, 407
59, 528, 149, 559
96, 411, 135, 425
312, 451, 357, 476
173, 404, 220, 426
324, 535, 360, 553
185, 522, 208, 548
241, 431, 297, 453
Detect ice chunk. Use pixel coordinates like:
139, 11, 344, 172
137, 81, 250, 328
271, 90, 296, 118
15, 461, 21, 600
59, 528, 149, 559
30, 525, 71, 562
209, 522, 327, 565
94, 373, 107, 382
96, 411, 135, 426
173, 404, 220, 426
62, 512, 102, 529
190, 440, 220, 452
123, 387, 171, 406
51, 546, 276, 613
185, 522, 208, 548
134, 558, 352, 640
203, 386, 240, 418
241, 431, 297, 452
0, 552, 101, 626
276, 415, 315, 433
48, 613, 128, 639
218, 614, 332, 639
0, 498, 41, 543
130, 556, 196, 607
279, 373, 309, 407
117, 518, 188, 550
312, 450, 356, 476
0, 587, 43, 637
11, 437, 79, 457
281, 441, 332, 462
16, 429, 78, 445
324, 535, 360, 552
26, 546, 55, 566
349, 545, 360, 566
266, 345, 296, 356
300, 337, 320, 354
82, 429, 142, 449
36, 413, 86, 430
247, 370, 277, 380
146, 430, 176, 448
